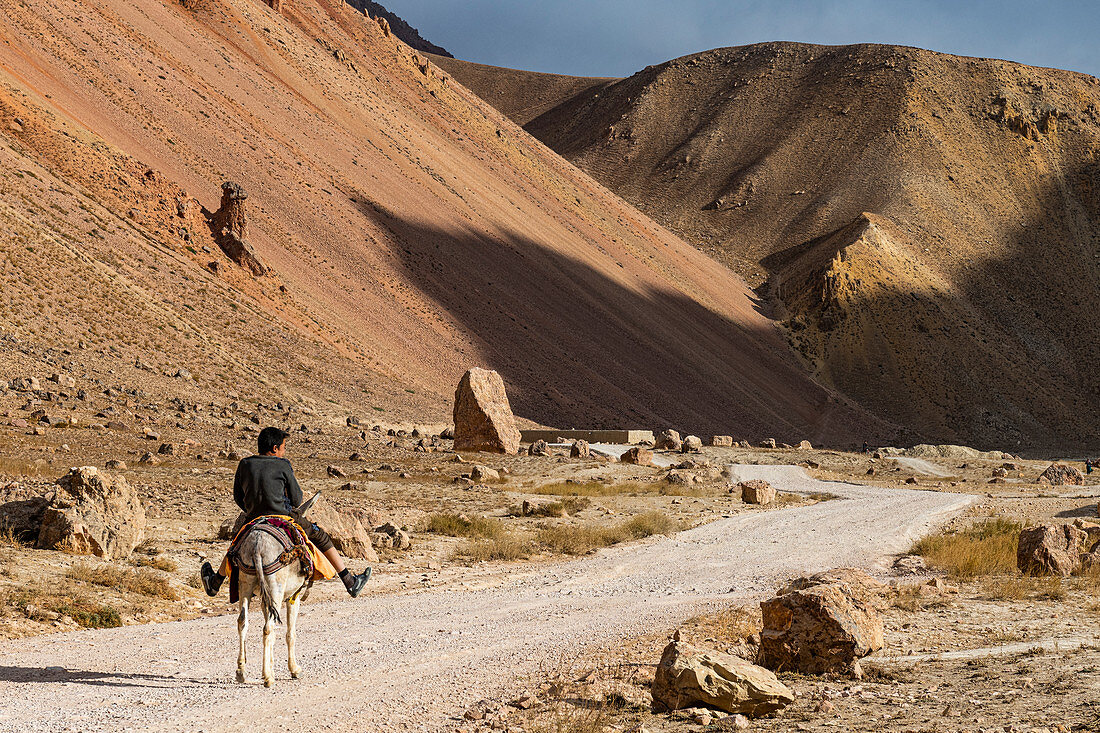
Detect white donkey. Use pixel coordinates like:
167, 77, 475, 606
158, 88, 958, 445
234, 494, 318, 687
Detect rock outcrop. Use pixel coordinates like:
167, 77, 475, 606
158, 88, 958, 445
620, 447, 654, 466
652, 639, 794, 716
211, 182, 266, 276
452, 368, 521, 454
37, 467, 146, 559
1017, 524, 1089, 576
529, 439, 551, 457
760, 579, 884, 674
655, 429, 683, 451
681, 435, 703, 453
740, 480, 776, 505
570, 440, 591, 459
711, 435, 733, 447
1037, 463, 1084, 486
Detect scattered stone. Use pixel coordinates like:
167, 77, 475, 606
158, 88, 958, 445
37, 467, 146, 559
797, 440, 813, 450
655, 429, 683, 451
529, 439, 551, 457
452, 368, 521, 454
327, 465, 347, 478
892, 555, 927, 574
105, 460, 126, 470
1017, 524, 1087, 576
760, 438, 777, 449
652, 639, 794, 716
570, 440, 591, 459
620, 447, 654, 466
470, 465, 500, 482
991, 467, 1008, 478
1037, 463, 1084, 486
681, 435, 703, 453
138, 452, 158, 465
740, 480, 776, 505
760, 579, 884, 674
157, 443, 178, 456
711, 435, 734, 447
440, 426, 455, 440
373, 521, 411, 550
905, 477, 918, 485
106, 421, 130, 432
11, 377, 41, 392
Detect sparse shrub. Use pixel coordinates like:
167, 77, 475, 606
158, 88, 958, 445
912, 517, 1023, 578
510, 497, 592, 518
67, 562, 179, 600
57, 601, 122, 629
0, 524, 24, 549
131, 555, 177, 572
455, 534, 534, 562
538, 512, 680, 555
426, 513, 503, 539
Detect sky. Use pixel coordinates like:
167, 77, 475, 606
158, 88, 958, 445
381, 0, 1100, 79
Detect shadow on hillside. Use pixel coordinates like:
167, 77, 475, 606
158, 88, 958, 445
353, 200, 897, 446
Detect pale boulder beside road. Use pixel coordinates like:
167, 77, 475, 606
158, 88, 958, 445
452, 368, 521, 454
37, 467, 146, 559
652, 639, 794, 717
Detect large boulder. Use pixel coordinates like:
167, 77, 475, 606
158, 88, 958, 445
652, 639, 794, 717
1017, 524, 1088, 576
740, 480, 776, 505
529, 439, 551, 457
620, 447, 654, 466
452, 368, 521, 454
654, 429, 683, 451
760, 582, 884, 674
778, 568, 888, 611
681, 435, 703, 453
1038, 463, 1084, 486
570, 440, 591, 459
710, 435, 734, 447
37, 467, 146, 559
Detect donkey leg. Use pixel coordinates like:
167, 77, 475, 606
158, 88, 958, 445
286, 598, 302, 679
236, 599, 249, 684
261, 604, 275, 688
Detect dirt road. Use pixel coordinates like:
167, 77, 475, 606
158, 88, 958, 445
0, 467, 973, 732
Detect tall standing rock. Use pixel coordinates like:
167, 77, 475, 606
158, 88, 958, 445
211, 182, 266, 276
452, 368, 521, 454
37, 467, 146, 559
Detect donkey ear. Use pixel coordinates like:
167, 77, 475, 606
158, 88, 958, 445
297, 491, 320, 516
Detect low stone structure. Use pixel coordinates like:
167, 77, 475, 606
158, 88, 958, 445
711, 435, 734, 447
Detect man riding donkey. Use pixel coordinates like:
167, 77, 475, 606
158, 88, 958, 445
201, 427, 372, 599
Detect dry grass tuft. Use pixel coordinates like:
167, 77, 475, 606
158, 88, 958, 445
0, 524, 25, 549
131, 555, 177, 572
67, 562, 179, 600
982, 575, 1066, 602
427, 513, 505, 539
912, 517, 1023, 578
537, 512, 680, 556
456, 534, 535, 562
55, 535, 94, 555
510, 497, 592, 518
533, 481, 652, 497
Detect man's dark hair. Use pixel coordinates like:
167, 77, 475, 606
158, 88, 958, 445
258, 427, 290, 455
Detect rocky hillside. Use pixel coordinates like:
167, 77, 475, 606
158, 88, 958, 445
0, 1, 877, 443
345, 0, 452, 57
444, 43, 1100, 450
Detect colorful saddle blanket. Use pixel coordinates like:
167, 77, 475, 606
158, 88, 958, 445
218, 515, 335, 603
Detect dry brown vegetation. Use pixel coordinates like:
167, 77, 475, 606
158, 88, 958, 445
532, 481, 654, 497
911, 517, 1022, 578
67, 562, 179, 600
537, 512, 680, 556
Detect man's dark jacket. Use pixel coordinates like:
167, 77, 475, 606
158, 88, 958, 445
233, 455, 303, 521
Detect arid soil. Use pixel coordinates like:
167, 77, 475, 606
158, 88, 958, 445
0, 0, 881, 444
441, 42, 1100, 452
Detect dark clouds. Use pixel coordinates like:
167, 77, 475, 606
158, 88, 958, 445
381, 0, 1100, 79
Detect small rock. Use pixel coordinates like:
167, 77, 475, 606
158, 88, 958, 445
327, 465, 347, 478
529, 439, 551, 457
681, 435, 703, 453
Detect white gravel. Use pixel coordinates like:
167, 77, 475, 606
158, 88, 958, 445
0, 466, 973, 732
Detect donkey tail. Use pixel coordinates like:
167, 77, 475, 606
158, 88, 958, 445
252, 546, 281, 624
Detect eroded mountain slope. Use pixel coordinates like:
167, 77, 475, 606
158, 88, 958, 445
0, 1, 875, 442
445, 43, 1100, 450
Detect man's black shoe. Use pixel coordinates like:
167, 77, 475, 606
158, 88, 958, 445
200, 561, 224, 597
346, 567, 372, 598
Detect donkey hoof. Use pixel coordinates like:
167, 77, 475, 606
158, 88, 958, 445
235, 671, 248, 684
263, 677, 274, 688
289, 667, 303, 680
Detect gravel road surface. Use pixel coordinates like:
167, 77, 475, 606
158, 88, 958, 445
0, 466, 973, 732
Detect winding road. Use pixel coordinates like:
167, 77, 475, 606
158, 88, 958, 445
0, 466, 974, 732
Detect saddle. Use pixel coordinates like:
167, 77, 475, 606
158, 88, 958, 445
221, 515, 329, 603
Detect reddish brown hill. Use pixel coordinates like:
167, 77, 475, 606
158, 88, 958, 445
0, 2, 878, 443
445, 43, 1100, 450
